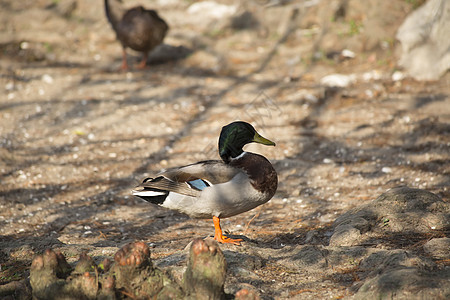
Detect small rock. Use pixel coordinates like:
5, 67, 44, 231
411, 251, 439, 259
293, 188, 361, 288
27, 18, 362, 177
320, 74, 356, 88
329, 225, 361, 247
229, 10, 259, 30
280, 245, 328, 271
20, 41, 30, 49
236, 288, 260, 300
187, 1, 237, 19
55, 0, 77, 18
362, 70, 382, 82
334, 216, 371, 234
381, 166, 392, 173
423, 238, 450, 260
5, 82, 14, 90
304, 230, 321, 244
42, 74, 53, 84
392, 70, 405, 81
341, 49, 356, 58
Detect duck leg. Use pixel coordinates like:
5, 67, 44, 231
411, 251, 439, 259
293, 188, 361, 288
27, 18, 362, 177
137, 52, 148, 69
213, 216, 242, 245
120, 48, 129, 70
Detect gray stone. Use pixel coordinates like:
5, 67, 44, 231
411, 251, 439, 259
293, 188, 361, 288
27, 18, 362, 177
330, 187, 449, 247
55, 0, 77, 18
354, 268, 450, 300
304, 230, 321, 245
359, 249, 436, 276
326, 246, 369, 269
278, 245, 328, 271
334, 216, 371, 233
329, 224, 361, 247
423, 238, 450, 260
396, 0, 450, 80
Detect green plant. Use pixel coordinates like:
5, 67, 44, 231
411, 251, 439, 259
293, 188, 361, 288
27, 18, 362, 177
348, 19, 362, 36
405, 0, 426, 9
43, 42, 53, 53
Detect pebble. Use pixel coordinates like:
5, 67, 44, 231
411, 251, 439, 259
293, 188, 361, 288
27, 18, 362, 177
20, 41, 30, 49
341, 49, 355, 58
320, 74, 356, 87
392, 71, 405, 81
323, 158, 333, 164
42, 74, 54, 84
187, 1, 237, 19
381, 167, 392, 173
362, 70, 382, 81
5, 82, 14, 90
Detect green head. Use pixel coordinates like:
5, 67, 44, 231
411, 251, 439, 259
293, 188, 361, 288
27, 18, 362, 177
218, 121, 275, 162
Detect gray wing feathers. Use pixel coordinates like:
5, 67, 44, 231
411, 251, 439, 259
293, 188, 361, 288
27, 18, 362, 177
162, 160, 240, 184
136, 160, 241, 198
138, 176, 200, 197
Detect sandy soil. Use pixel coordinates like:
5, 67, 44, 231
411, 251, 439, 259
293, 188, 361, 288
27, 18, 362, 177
0, 0, 449, 298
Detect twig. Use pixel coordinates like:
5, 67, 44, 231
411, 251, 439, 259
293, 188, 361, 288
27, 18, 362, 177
244, 210, 261, 234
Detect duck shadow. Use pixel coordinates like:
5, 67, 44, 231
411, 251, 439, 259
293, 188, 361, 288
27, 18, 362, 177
147, 43, 193, 65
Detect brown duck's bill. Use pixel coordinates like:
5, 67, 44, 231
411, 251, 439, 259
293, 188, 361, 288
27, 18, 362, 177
253, 132, 276, 146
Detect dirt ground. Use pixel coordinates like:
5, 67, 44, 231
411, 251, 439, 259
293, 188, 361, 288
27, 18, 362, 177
0, 0, 449, 299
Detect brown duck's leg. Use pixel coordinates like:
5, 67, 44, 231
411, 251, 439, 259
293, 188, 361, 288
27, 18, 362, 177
137, 52, 148, 69
120, 48, 129, 70
213, 216, 242, 245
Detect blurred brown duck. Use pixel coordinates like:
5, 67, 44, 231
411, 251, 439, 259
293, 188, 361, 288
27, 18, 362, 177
104, 0, 169, 70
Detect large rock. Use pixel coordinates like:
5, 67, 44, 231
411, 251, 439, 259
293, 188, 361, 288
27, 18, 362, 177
328, 187, 450, 299
396, 0, 450, 80
330, 186, 449, 247
423, 237, 450, 260
353, 268, 450, 300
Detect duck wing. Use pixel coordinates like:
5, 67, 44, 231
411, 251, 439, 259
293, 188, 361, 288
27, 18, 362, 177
133, 160, 241, 202
163, 160, 240, 184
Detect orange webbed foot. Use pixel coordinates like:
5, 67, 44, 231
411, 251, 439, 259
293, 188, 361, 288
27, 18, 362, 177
214, 234, 242, 246
213, 216, 242, 246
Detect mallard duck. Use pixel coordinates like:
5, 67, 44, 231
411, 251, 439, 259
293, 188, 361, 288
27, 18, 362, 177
132, 121, 278, 245
104, 0, 169, 70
